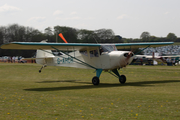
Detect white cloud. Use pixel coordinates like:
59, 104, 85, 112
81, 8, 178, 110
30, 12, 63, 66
84, 17, 94, 20
0, 4, 21, 13
70, 11, 77, 15
71, 17, 81, 20
56, 16, 81, 20
55, 16, 94, 21
28, 17, 46, 23
164, 12, 170, 15
117, 14, 128, 20
74, 23, 89, 29
53, 10, 63, 16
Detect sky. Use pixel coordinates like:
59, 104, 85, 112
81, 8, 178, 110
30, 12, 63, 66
0, 0, 180, 38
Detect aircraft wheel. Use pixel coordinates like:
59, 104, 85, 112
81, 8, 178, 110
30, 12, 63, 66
119, 75, 126, 84
92, 76, 100, 85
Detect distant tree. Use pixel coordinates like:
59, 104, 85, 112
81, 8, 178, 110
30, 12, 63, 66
44, 27, 54, 42
4, 24, 25, 42
31, 29, 46, 42
44, 27, 53, 36
53, 26, 77, 43
77, 29, 94, 43
175, 38, 180, 42
94, 29, 115, 43
0, 24, 45, 57
140, 32, 150, 41
114, 35, 123, 43
0, 27, 5, 44
149, 36, 158, 42
167, 33, 177, 41
121, 38, 133, 43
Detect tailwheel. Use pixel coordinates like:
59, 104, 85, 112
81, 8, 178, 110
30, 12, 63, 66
92, 76, 100, 85
119, 75, 126, 84
39, 64, 47, 73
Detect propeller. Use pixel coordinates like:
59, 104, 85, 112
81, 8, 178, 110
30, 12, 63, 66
123, 51, 134, 66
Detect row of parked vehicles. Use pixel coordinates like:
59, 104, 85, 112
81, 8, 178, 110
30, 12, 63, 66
0, 56, 27, 63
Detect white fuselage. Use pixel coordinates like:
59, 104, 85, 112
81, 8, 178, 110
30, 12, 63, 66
36, 50, 134, 70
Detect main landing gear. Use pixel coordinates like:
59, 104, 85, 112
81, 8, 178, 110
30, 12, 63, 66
119, 75, 126, 84
92, 76, 100, 85
92, 69, 102, 85
112, 69, 126, 84
92, 69, 126, 85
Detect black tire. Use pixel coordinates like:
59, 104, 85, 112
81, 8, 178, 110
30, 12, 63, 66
119, 75, 126, 84
92, 76, 100, 85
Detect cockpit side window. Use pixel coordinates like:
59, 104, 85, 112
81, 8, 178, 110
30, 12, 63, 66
100, 45, 117, 53
80, 50, 88, 56
90, 49, 99, 57
80, 49, 99, 57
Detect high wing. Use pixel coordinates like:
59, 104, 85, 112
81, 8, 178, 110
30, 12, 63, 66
136, 55, 180, 58
0, 41, 174, 51
161, 55, 180, 58
0, 42, 100, 51
115, 42, 174, 50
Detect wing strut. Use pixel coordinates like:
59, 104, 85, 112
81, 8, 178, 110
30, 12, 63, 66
51, 46, 97, 69
39, 48, 97, 69
135, 45, 150, 55
108, 69, 120, 78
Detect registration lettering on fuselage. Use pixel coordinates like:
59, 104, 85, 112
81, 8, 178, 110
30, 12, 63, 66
57, 57, 73, 64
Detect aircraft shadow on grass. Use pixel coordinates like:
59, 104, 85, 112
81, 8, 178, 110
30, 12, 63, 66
24, 80, 180, 92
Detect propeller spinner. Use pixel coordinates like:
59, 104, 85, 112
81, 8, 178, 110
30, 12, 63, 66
123, 51, 134, 65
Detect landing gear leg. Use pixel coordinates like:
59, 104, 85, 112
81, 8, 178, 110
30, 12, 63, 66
39, 64, 47, 73
92, 69, 103, 85
112, 69, 126, 84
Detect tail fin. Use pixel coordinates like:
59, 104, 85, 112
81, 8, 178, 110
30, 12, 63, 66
36, 40, 55, 65
152, 52, 154, 59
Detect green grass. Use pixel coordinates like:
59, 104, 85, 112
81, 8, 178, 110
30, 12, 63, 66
173, 42, 180, 45
0, 63, 180, 120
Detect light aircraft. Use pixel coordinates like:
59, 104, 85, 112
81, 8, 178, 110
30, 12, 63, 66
135, 53, 166, 63
0, 34, 174, 85
136, 52, 180, 64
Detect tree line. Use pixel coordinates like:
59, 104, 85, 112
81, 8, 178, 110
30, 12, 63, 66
0, 24, 179, 57
123, 31, 180, 43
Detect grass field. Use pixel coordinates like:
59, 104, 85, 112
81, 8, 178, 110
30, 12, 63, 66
174, 42, 180, 45
0, 63, 180, 120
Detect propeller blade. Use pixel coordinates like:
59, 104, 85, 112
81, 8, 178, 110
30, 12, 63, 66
124, 51, 134, 65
